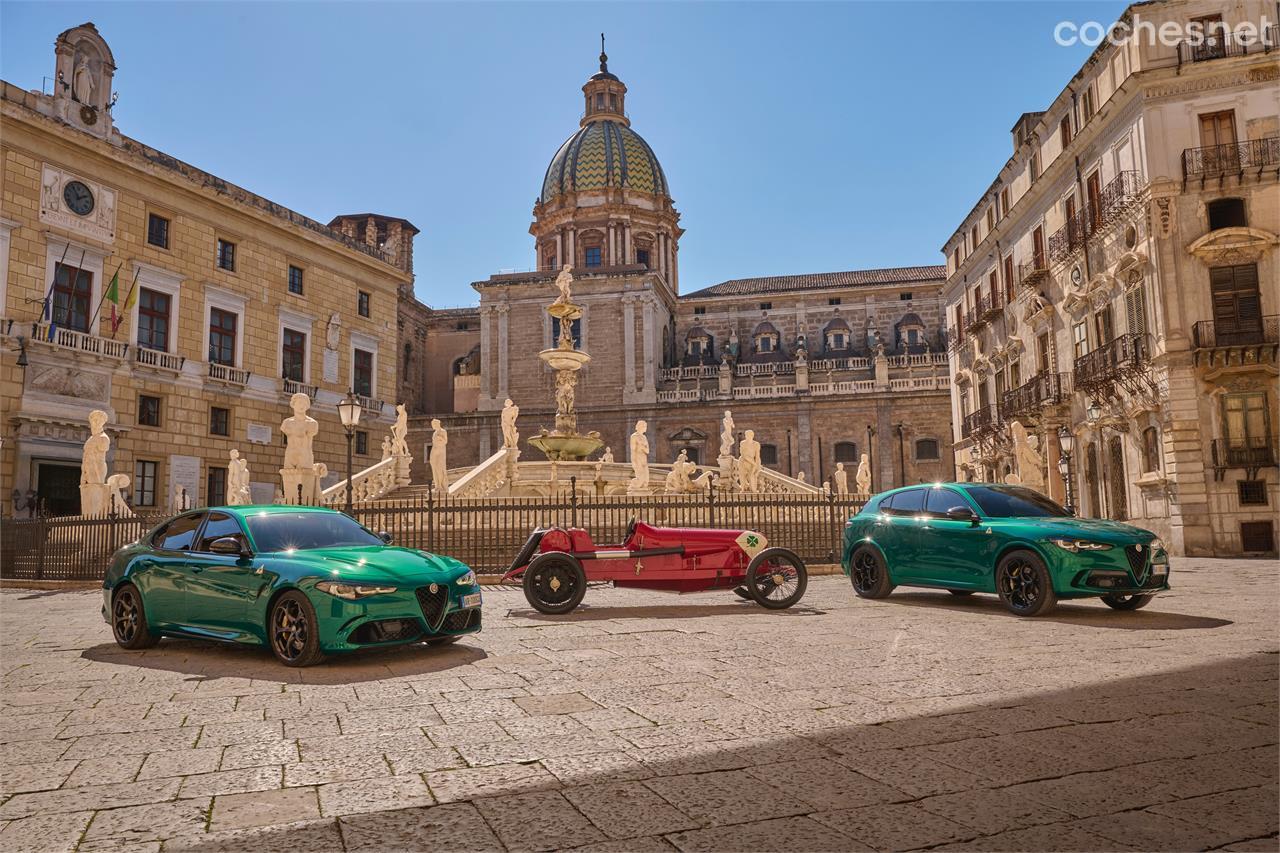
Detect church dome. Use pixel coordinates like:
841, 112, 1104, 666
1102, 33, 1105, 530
540, 120, 669, 203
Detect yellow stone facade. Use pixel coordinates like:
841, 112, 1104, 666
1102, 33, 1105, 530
0, 25, 411, 516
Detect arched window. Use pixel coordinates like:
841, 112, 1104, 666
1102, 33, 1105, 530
759, 443, 779, 466
834, 442, 858, 464
915, 438, 940, 460
1141, 426, 1161, 473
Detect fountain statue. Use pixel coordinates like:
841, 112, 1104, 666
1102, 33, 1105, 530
529, 267, 604, 461
430, 419, 449, 494
855, 453, 872, 495
80, 409, 111, 517
280, 392, 326, 504
738, 430, 762, 492
833, 462, 849, 495
227, 450, 251, 505
628, 420, 650, 492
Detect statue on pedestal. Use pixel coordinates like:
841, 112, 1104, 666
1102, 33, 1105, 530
737, 429, 762, 492
430, 419, 449, 494
628, 420, 650, 492
501, 398, 520, 448
1009, 420, 1046, 492
381, 435, 394, 461
601, 447, 614, 464
719, 410, 735, 458
106, 473, 133, 517
227, 450, 251, 505
834, 462, 849, 495
552, 266, 575, 307
279, 392, 326, 504
665, 450, 695, 493
855, 453, 872, 496
391, 404, 411, 457
79, 410, 111, 517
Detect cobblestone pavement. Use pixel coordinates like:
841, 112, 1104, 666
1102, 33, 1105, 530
0, 558, 1276, 852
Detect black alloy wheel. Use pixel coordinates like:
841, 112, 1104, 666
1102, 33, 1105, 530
745, 548, 808, 610
111, 584, 159, 649
849, 545, 894, 599
270, 590, 325, 667
523, 553, 587, 615
1102, 592, 1154, 611
996, 551, 1057, 617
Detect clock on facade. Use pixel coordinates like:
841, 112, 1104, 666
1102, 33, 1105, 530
62, 180, 95, 216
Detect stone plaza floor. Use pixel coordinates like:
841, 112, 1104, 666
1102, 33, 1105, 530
0, 559, 1276, 852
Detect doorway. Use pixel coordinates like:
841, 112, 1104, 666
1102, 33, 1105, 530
36, 462, 81, 516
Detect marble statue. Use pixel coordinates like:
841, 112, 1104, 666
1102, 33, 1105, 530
601, 447, 614, 464
833, 462, 849, 495
73, 57, 93, 105
325, 313, 342, 350
737, 430, 762, 492
79, 409, 111, 517
665, 450, 695, 493
280, 392, 325, 504
552, 266, 574, 306
501, 398, 520, 448
391, 404, 411, 457
629, 420, 650, 491
726, 330, 740, 361
1009, 420, 1046, 492
381, 435, 394, 461
719, 410, 735, 458
692, 469, 717, 491
227, 450, 251, 505
855, 453, 872, 495
430, 419, 449, 494
106, 474, 133, 517
555, 373, 575, 415
797, 471, 807, 484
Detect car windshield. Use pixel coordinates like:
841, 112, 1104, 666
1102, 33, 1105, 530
245, 512, 383, 552
965, 485, 1070, 518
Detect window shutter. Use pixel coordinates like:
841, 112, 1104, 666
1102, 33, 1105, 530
1125, 287, 1147, 335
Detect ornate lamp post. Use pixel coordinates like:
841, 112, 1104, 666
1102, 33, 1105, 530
337, 391, 363, 515
1057, 426, 1076, 515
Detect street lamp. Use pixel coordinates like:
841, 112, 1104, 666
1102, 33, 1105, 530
1086, 399, 1102, 424
337, 390, 363, 515
1057, 425, 1076, 515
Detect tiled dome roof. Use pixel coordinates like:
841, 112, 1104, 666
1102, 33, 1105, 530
541, 120, 669, 203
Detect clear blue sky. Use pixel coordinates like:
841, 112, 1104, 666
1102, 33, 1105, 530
1, 1, 1127, 307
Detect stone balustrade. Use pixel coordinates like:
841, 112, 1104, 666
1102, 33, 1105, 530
321, 454, 408, 506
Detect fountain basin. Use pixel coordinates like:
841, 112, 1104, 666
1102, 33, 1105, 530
528, 432, 605, 461
539, 348, 592, 372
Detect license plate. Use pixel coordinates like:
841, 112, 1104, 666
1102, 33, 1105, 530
1152, 564, 1168, 576
461, 593, 483, 609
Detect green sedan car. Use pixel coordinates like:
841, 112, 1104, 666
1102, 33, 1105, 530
842, 483, 1169, 616
103, 505, 482, 666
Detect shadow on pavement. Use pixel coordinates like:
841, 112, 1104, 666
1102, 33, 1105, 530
80, 637, 487, 684
506, 602, 829, 622
881, 591, 1234, 630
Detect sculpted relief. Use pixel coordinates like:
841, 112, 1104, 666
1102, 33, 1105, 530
28, 365, 110, 401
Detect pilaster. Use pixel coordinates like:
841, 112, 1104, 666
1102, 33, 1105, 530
497, 303, 510, 400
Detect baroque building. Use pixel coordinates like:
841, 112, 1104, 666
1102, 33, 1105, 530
399, 47, 955, 490
0, 24, 411, 516
942, 0, 1278, 556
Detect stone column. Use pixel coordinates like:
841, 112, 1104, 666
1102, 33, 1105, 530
479, 305, 495, 407
641, 297, 657, 396
623, 223, 632, 264
567, 228, 576, 266
622, 294, 637, 395
607, 223, 616, 265
555, 231, 563, 268
497, 303, 510, 400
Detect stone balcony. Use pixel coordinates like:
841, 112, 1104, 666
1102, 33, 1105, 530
207, 362, 250, 387
657, 352, 949, 402
134, 346, 185, 373
26, 321, 129, 361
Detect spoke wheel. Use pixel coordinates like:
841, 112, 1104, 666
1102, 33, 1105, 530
1102, 592, 1154, 611
269, 591, 325, 667
849, 546, 894, 599
745, 548, 808, 610
523, 554, 587, 615
111, 584, 158, 649
996, 551, 1057, 617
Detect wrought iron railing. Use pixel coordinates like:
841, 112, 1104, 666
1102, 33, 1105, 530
946, 326, 963, 353
1183, 136, 1280, 183
961, 406, 998, 439
1093, 171, 1145, 227
964, 293, 1002, 332
1048, 210, 1090, 265
1211, 436, 1278, 471
1018, 256, 1049, 289
998, 372, 1071, 422
1192, 315, 1279, 349
1074, 333, 1150, 393
1177, 29, 1277, 66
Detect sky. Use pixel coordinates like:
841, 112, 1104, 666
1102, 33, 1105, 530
0, 1, 1129, 307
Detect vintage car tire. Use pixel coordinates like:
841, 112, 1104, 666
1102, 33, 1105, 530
523, 552, 587, 615
849, 545, 894, 599
1101, 592, 1154, 611
269, 590, 327, 667
732, 586, 752, 601
745, 548, 808, 610
995, 551, 1058, 617
111, 583, 160, 650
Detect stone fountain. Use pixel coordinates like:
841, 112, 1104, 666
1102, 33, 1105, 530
528, 267, 605, 461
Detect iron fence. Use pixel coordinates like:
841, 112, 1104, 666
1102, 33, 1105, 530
0, 490, 866, 582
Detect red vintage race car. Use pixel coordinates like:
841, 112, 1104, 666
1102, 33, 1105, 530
501, 519, 808, 614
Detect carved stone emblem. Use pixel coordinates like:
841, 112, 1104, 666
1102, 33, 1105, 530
28, 365, 110, 400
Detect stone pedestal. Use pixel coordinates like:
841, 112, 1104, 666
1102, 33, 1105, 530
795, 361, 809, 393
79, 483, 110, 518
280, 467, 322, 505
393, 453, 412, 487
873, 354, 890, 389
717, 455, 736, 491
718, 362, 732, 396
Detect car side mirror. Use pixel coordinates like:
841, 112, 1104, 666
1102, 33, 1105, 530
379, 531, 393, 545
209, 536, 250, 557
946, 507, 979, 525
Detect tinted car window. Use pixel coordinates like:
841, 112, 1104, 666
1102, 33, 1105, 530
966, 485, 1070, 518
245, 512, 382, 553
925, 488, 971, 517
154, 513, 203, 551
888, 488, 925, 515
195, 512, 247, 552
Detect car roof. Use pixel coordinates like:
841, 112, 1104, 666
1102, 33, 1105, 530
185, 505, 340, 518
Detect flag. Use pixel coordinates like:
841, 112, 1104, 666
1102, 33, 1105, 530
104, 266, 120, 330
112, 269, 140, 336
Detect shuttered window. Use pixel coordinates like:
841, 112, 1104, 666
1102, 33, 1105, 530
1125, 286, 1147, 335
1210, 264, 1261, 335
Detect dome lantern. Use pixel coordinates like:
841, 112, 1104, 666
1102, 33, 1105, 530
582, 33, 628, 127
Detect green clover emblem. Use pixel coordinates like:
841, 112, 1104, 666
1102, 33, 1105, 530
746, 534, 759, 548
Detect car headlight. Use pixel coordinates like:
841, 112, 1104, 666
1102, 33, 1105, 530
1149, 538, 1168, 562
1049, 538, 1113, 552
315, 581, 397, 600
455, 569, 477, 587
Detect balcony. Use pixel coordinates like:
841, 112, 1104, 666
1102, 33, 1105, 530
1183, 137, 1280, 186
1176, 28, 1277, 66
964, 293, 1003, 333
1074, 333, 1150, 395
207, 362, 250, 386
357, 395, 385, 416
961, 406, 999, 439
1211, 436, 1279, 480
998, 372, 1071, 422
1191, 315, 1279, 368
946, 326, 963, 353
1048, 210, 1089, 265
282, 378, 319, 398
1093, 171, 1145, 228
133, 346, 185, 373
29, 322, 128, 360
1018, 256, 1049, 290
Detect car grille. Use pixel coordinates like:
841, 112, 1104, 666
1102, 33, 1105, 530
1125, 545, 1150, 581
442, 609, 480, 632
350, 619, 421, 645
415, 586, 449, 631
